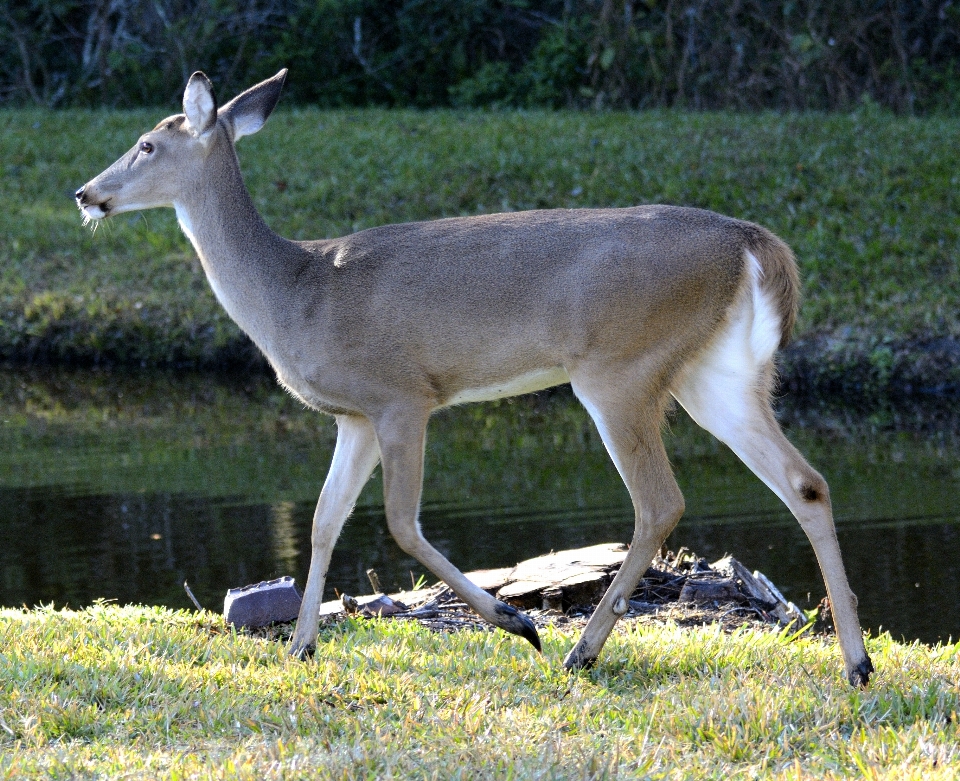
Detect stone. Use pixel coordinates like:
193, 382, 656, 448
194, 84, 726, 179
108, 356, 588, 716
224, 576, 302, 629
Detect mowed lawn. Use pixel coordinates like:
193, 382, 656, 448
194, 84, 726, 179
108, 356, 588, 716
0, 605, 957, 779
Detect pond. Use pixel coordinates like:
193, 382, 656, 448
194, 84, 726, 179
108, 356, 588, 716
1, 368, 958, 645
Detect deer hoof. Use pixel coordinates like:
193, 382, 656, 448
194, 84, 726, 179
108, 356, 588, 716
847, 656, 875, 688
288, 638, 316, 660
562, 643, 597, 671
494, 603, 542, 652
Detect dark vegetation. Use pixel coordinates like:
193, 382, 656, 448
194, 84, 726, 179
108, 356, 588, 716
2, 0, 959, 113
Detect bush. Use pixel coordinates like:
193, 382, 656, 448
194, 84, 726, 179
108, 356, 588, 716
1, 1, 959, 112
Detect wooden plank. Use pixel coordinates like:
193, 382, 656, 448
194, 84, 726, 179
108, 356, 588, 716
464, 567, 515, 593
495, 543, 628, 609
504, 543, 629, 583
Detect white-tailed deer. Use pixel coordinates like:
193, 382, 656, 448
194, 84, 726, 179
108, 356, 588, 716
76, 70, 874, 686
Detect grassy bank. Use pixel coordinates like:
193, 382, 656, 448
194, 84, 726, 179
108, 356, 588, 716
2, 107, 959, 394
0, 605, 957, 779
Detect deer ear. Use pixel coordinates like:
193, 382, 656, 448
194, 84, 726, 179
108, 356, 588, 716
183, 72, 218, 137
220, 69, 288, 141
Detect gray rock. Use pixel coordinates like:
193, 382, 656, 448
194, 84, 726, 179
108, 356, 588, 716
224, 576, 302, 628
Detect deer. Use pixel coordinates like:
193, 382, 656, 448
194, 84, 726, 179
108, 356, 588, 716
75, 69, 874, 687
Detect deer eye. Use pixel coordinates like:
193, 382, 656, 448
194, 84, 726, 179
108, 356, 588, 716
140, 141, 154, 154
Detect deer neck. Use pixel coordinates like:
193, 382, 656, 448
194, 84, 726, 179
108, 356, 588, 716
173, 154, 294, 342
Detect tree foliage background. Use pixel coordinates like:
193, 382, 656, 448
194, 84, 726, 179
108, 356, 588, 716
2, 0, 959, 112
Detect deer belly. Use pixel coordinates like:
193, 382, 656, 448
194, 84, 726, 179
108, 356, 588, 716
444, 366, 570, 406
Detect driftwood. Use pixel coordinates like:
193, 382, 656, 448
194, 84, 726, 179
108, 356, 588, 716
711, 555, 807, 627
301, 542, 818, 635
487, 543, 629, 610
678, 576, 743, 604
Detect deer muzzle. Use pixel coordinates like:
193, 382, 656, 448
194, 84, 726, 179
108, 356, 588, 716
74, 184, 110, 220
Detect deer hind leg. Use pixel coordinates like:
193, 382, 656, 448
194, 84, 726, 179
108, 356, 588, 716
672, 360, 874, 687
374, 404, 541, 651
564, 366, 686, 670
289, 414, 381, 658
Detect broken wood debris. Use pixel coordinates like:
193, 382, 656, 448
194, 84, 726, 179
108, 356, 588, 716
342, 592, 409, 618
301, 542, 820, 635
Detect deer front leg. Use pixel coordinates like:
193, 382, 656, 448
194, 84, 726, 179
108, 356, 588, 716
374, 406, 541, 651
289, 414, 380, 658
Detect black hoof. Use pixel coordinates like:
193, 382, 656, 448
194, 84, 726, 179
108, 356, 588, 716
848, 656, 875, 688
288, 640, 316, 660
563, 646, 597, 671
495, 603, 542, 652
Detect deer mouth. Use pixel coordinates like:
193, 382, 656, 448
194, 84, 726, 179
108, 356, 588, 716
80, 202, 110, 220
75, 187, 111, 220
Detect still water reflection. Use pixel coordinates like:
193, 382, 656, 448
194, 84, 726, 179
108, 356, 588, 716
1, 368, 958, 644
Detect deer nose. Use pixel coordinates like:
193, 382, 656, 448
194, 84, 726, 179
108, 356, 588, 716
74, 186, 85, 202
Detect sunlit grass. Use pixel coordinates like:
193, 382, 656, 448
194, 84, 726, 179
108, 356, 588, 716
0, 605, 957, 778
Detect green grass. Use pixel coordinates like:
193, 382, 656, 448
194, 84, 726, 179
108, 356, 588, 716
1, 106, 958, 378
0, 605, 957, 779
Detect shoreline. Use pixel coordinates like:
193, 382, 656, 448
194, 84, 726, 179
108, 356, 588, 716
780, 332, 960, 398
2, 323, 958, 399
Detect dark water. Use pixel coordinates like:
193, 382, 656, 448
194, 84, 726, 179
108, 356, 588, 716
1, 368, 958, 645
